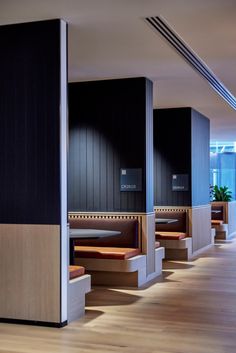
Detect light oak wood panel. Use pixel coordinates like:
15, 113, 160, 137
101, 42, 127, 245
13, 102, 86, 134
189, 205, 212, 253
0, 224, 61, 323
226, 201, 236, 237
211, 201, 236, 239
68, 274, 91, 323
140, 212, 155, 275
2, 241, 236, 352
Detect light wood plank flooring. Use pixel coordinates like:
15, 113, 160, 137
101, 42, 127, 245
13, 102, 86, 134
1, 240, 236, 353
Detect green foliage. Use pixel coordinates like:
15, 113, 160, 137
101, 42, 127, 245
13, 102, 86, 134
212, 185, 232, 202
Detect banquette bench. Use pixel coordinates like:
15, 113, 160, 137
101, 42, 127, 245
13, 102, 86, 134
211, 204, 228, 239
211, 204, 224, 226
71, 217, 140, 260
68, 214, 164, 287
68, 265, 91, 323
155, 210, 192, 260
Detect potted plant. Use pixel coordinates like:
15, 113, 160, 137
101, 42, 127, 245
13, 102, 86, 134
212, 185, 232, 201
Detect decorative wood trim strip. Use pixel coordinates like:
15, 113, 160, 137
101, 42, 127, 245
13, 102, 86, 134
154, 205, 210, 211
154, 207, 189, 212
69, 211, 154, 216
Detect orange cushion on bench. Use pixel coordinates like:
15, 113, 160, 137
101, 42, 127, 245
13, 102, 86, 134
155, 232, 186, 240
74, 246, 141, 260
69, 265, 85, 280
211, 220, 223, 225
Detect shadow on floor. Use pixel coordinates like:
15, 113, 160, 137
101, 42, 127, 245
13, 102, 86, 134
163, 261, 195, 270
85, 287, 141, 307
83, 309, 104, 322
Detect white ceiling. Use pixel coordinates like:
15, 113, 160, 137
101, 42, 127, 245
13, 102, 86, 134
1, 0, 236, 140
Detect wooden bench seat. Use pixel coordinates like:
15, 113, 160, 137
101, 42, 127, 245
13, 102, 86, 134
74, 246, 140, 260
69, 215, 164, 287
211, 220, 224, 226
155, 232, 186, 240
69, 265, 85, 280
154, 210, 192, 260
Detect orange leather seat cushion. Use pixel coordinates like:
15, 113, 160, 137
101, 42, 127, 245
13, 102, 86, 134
74, 246, 141, 260
155, 241, 160, 248
69, 265, 85, 280
155, 232, 186, 240
211, 220, 223, 225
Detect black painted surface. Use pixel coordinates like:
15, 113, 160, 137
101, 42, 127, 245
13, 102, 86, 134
154, 108, 192, 206
69, 78, 153, 212
0, 317, 67, 328
0, 20, 61, 224
154, 107, 209, 207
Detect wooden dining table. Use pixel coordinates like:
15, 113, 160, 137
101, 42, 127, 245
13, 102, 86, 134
155, 218, 178, 224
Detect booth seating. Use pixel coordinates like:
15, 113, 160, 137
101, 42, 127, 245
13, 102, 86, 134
155, 210, 192, 260
68, 265, 91, 323
69, 265, 85, 279
68, 215, 164, 287
211, 204, 228, 239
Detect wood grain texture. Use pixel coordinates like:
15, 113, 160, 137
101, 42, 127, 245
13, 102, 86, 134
1, 240, 236, 352
0, 224, 61, 323
68, 274, 91, 323
141, 212, 155, 275
189, 205, 212, 253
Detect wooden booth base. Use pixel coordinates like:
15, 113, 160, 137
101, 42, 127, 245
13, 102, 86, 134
74, 247, 165, 288
68, 274, 91, 323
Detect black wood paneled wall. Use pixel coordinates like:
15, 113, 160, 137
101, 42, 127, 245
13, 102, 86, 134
153, 108, 192, 206
154, 107, 210, 207
0, 20, 62, 224
69, 78, 153, 213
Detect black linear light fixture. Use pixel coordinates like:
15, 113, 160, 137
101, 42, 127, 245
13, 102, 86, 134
145, 15, 236, 110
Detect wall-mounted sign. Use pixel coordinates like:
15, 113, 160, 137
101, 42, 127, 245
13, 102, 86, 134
120, 168, 142, 192
172, 174, 189, 191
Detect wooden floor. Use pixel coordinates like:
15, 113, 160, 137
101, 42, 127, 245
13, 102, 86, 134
1, 240, 236, 352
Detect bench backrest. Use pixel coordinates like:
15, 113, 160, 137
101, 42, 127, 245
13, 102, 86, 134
69, 217, 139, 248
211, 205, 224, 220
155, 211, 187, 233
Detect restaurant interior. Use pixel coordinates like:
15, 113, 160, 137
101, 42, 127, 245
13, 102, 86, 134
1, 1, 236, 352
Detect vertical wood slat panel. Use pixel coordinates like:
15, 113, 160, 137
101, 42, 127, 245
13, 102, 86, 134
153, 108, 192, 207
87, 127, 94, 209
68, 78, 153, 213
145, 79, 154, 213
0, 20, 61, 225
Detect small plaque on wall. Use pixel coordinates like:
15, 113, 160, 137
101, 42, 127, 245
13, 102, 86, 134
120, 168, 142, 192
172, 174, 189, 191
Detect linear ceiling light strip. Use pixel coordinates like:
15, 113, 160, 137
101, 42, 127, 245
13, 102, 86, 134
145, 16, 236, 110
147, 17, 236, 108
